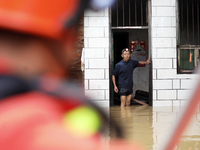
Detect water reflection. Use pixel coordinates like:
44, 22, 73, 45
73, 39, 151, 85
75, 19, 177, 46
109, 105, 200, 150
110, 106, 153, 150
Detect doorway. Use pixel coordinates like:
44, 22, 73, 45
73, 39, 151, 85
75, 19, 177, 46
109, 0, 152, 106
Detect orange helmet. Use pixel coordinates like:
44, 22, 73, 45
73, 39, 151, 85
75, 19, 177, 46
0, 0, 115, 40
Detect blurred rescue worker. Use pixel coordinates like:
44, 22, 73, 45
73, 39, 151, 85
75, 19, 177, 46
0, 0, 145, 150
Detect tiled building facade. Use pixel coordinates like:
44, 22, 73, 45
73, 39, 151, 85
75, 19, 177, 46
84, 8, 110, 107
83, 0, 199, 107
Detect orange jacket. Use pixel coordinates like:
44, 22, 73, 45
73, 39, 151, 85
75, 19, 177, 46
0, 74, 144, 150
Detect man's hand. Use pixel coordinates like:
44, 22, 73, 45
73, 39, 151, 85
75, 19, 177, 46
138, 58, 151, 65
114, 86, 118, 93
146, 58, 150, 64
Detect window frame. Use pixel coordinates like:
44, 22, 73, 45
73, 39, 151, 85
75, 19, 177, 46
177, 45, 200, 73
176, 0, 200, 73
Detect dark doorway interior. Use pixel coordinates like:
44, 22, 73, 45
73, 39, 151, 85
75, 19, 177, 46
113, 32, 129, 66
110, 32, 129, 106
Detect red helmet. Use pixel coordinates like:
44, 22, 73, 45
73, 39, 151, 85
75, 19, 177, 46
0, 0, 115, 39
0, 0, 89, 39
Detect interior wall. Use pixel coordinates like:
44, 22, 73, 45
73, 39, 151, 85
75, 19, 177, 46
129, 29, 149, 96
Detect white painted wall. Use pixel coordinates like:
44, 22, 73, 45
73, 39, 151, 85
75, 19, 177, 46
84, 8, 110, 107
152, 0, 198, 106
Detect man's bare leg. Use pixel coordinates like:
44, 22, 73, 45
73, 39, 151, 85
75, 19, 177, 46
126, 94, 132, 106
120, 96, 127, 107
132, 99, 149, 106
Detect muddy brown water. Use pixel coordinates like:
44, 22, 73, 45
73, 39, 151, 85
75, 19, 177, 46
107, 105, 200, 150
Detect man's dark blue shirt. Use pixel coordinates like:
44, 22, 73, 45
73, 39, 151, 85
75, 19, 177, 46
112, 59, 139, 88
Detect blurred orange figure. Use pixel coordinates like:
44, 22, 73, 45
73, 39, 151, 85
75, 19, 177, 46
0, 0, 145, 150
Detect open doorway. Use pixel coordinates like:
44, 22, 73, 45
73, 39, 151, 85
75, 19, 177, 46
109, 0, 152, 106
111, 29, 151, 106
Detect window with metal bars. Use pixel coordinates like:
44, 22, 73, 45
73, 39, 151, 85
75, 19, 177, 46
111, 0, 148, 27
177, 0, 200, 73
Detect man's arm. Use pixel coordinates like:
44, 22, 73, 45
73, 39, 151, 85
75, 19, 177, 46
138, 58, 150, 65
112, 75, 118, 93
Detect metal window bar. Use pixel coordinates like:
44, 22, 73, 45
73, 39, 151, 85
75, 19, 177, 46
141, 0, 143, 26
129, 0, 131, 25
181, 2, 183, 43
198, 1, 199, 43
187, 1, 189, 44
122, 1, 125, 26
135, 0, 137, 26
111, 0, 148, 27
192, 1, 194, 44
179, 0, 200, 45
117, 2, 118, 26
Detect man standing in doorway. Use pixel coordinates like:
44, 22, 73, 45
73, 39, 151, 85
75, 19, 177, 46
112, 48, 150, 107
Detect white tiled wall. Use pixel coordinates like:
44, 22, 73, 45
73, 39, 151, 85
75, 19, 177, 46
84, 8, 110, 107
84, 0, 199, 107
152, 0, 198, 106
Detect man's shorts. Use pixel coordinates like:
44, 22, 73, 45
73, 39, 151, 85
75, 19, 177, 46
119, 87, 133, 96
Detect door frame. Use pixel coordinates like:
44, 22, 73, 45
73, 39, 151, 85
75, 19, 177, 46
109, 0, 152, 106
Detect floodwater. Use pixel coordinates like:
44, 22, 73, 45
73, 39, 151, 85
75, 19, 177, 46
108, 105, 200, 150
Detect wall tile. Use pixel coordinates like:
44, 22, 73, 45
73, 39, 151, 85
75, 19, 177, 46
89, 38, 109, 48
156, 28, 176, 37
85, 69, 104, 79
157, 69, 176, 79
84, 17, 89, 26
85, 59, 89, 68
106, 90, 109, 99
153, 80, 172, 89
157, 48, 176, 58
105, 8, 109, 16
89, 80, 109, 90
85, 90, 105, 99
152, 38, 172, 48
153, 69, 157, 79
84, 27, 104, 37
105, 48, 109, 58
152, 0, 172, 6
171, 17, 176, 27
157, 90, 176, 99
89, 17, 109, 26
152, 17, 172, 27
178, 90, 193, 100
105, 69, 109, 79
85, 48, 105, 58
181, 79, 197, 90
173, 58, 177, 69
173, 79, 180, 89
84, 9, 105, 17
173, 100, 180, 106
85, 79, 88, 90
152, 48, 157, 58
84, 38, 89, 47
89, 59, 109, 68
152, 7, 157, 17
105, 27, 109, 37
172, 38, 176, 48
152, 27, 157, 38
153, 59, 173, 69
153, 90, 157, 100
156, 7, 175, 16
